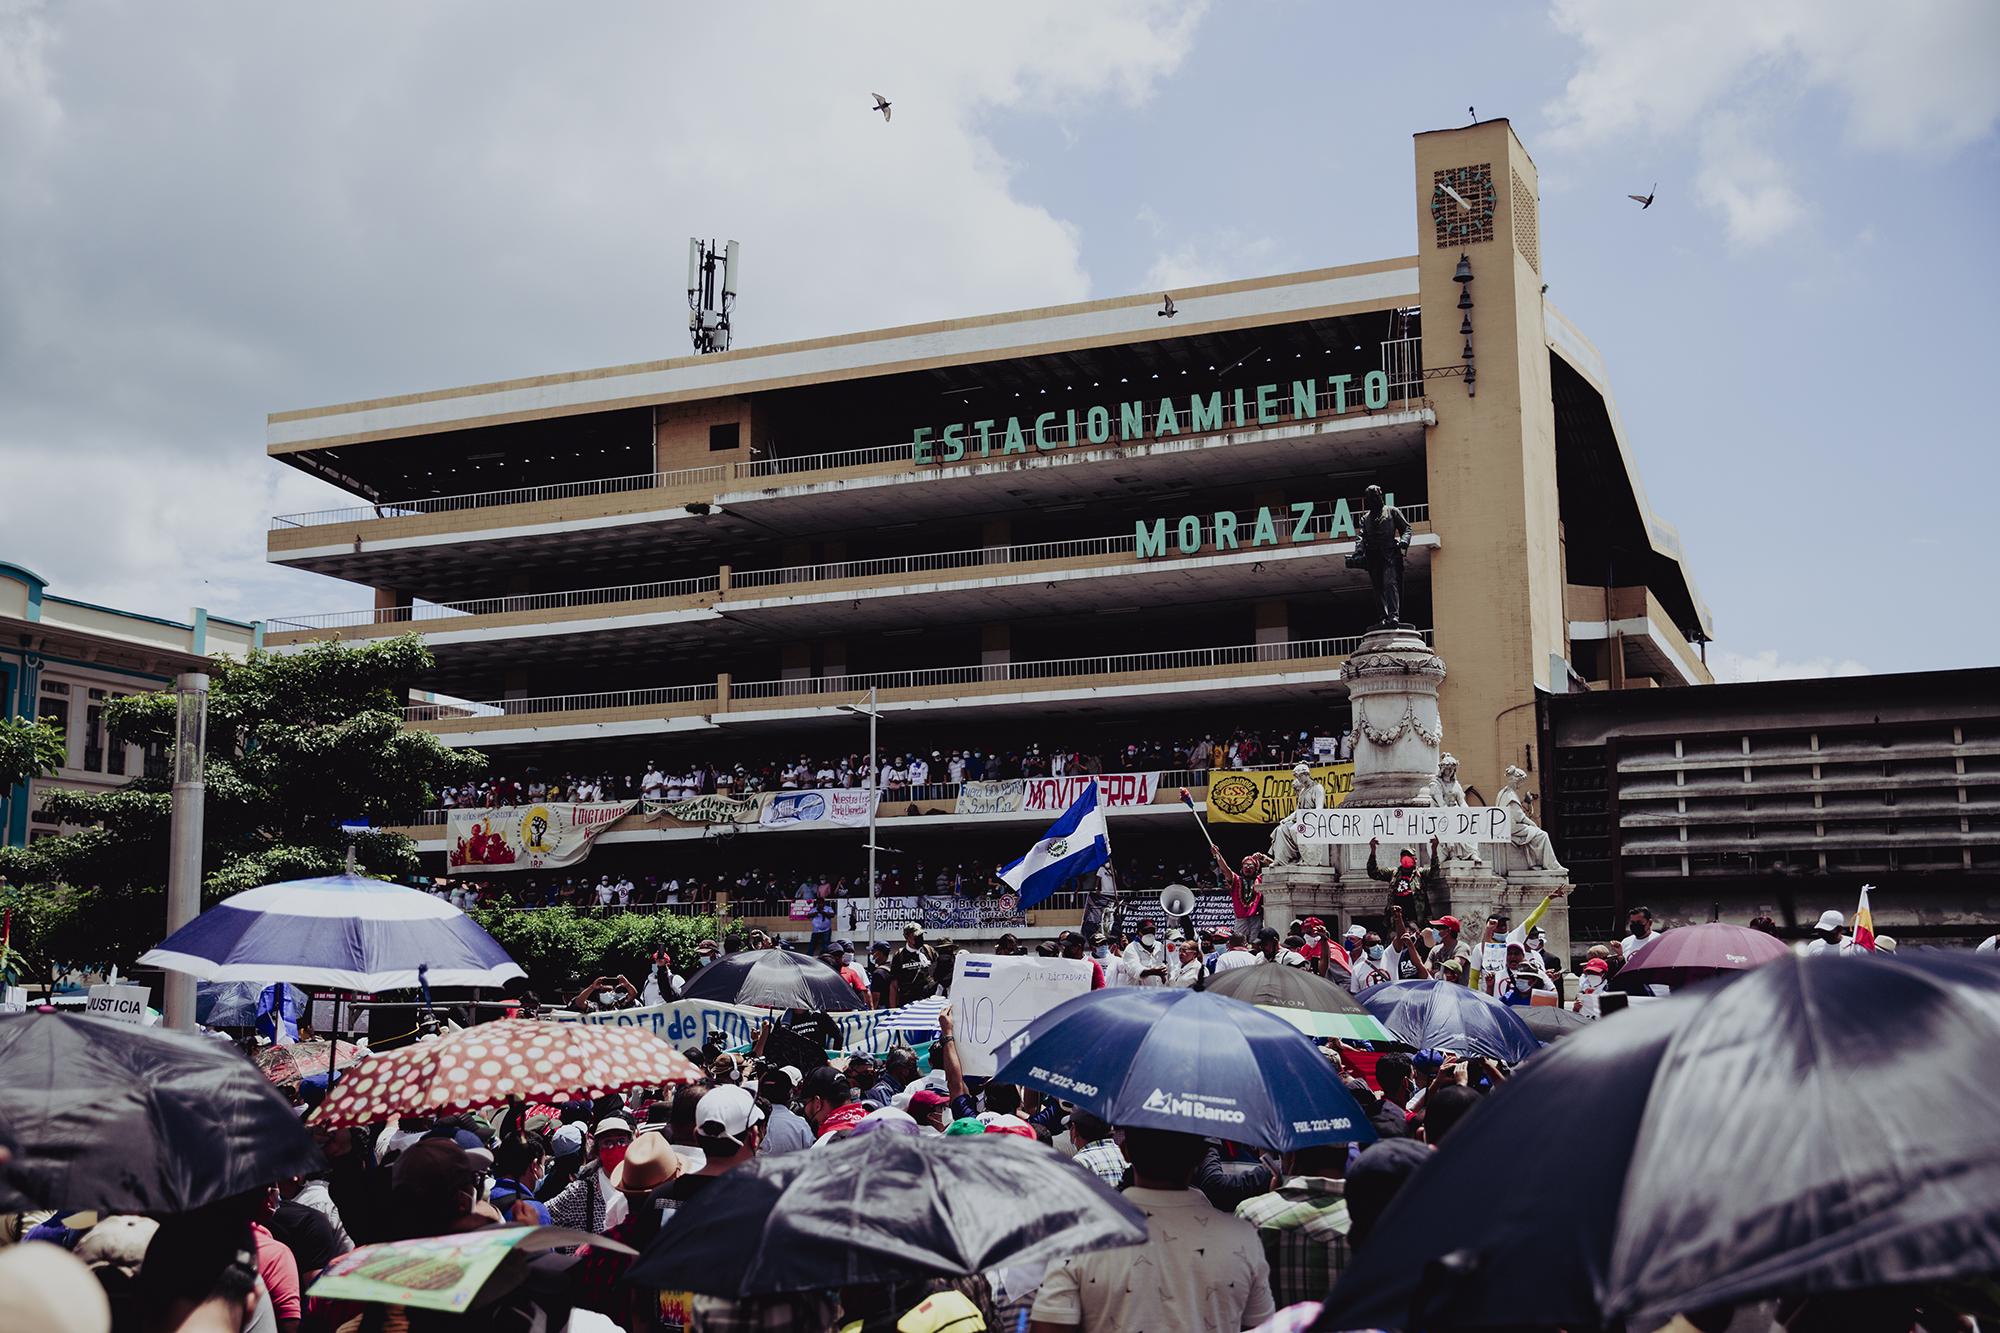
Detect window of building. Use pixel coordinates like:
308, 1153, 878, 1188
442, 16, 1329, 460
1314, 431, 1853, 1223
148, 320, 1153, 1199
708, 422, 741, 452
84, 689, 108, 773
37, 684, 70, 765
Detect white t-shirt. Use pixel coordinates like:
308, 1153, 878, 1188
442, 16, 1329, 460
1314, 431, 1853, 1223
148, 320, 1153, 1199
1030, 1186, 1274, 1332
909, 758, 929, 785
1620, 930, 1658, 959
641, 769, 665, 799
1212, 949, 1258, 972
594, 881, 615, 905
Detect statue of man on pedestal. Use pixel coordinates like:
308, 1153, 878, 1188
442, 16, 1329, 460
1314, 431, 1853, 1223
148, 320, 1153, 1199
1346, 485, 1412, 627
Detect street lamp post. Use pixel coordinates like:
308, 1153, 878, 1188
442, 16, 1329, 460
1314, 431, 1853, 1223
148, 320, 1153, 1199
162, 672, 208, 1031
841, 688, 881, 951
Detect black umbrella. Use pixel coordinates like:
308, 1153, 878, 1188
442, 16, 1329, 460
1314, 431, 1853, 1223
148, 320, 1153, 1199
1201, 960, 1394, 1041
0, 1010, 320, 1214
628, 1131, 1146, 1295
1318, 953, 2000, 1331
1512, 1004, 1589, 1043
680, 947, 862, 1012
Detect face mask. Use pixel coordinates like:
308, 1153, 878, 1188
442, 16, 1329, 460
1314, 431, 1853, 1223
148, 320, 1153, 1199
1513, 977, 1534, 994
1139, 933, 1154, 945
1367, 945, 1385, 962
597, 990, 617, 1004
1399, 855, 1415, 871
598, 1143, 628, 1171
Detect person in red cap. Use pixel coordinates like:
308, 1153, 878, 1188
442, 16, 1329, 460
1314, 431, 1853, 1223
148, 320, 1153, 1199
906, 1088, 952, 1133
1575, 955, 1611, 1015
1425, 914, 1470, 980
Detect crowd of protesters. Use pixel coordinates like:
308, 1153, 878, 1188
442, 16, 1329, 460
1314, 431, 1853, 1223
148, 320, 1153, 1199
436, 726, 1343, 812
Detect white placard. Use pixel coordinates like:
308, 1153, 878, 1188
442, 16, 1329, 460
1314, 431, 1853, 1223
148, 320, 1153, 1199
86, 983, 151, 1025
949, 955, 1093, 1078
1291, 805, 1509, 844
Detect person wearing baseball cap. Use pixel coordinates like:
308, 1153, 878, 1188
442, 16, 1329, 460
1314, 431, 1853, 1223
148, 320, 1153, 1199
547, 1117, 633, 1235
757, 1065, 814, 1155
1806, 908, 1850, 957
905, 1088, 952, 1133
664, 1087, 765, 1205
1426, 915, 1469, 980
570, 1132, 692, 1322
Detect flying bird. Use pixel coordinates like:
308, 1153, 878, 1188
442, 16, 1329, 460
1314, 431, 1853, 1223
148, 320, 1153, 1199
1159, 294, 1176, 319
871, 93, 892, 122
1628, 183, 1656, 209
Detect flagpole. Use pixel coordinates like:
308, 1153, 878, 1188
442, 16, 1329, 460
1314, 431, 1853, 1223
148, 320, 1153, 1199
866, 687, 878, 953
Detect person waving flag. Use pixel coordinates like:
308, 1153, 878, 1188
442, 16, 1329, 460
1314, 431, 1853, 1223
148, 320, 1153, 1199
1852, 883, 1877, 952
1001, 779, 1111, 910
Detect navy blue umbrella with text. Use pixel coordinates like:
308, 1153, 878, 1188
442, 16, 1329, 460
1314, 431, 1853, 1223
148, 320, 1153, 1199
990, 987, 1376, 1152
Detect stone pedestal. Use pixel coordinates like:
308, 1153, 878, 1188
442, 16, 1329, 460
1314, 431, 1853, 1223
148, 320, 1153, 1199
1340, 627, 1445, 808
1256, 859, 1572, 967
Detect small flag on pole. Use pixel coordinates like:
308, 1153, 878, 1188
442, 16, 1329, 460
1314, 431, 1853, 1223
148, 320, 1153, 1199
1852, 884, 1876, 952
1000, 779, 1111, 911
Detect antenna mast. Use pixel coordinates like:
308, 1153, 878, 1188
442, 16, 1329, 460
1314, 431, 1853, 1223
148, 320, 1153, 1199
687, 237, 739, 354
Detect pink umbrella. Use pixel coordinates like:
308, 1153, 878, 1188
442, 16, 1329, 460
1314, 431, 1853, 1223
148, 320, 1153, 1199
1614, 923, 1790, 991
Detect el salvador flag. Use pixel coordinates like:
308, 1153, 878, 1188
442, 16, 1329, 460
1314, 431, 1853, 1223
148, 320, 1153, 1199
1000, 779, 1111, 910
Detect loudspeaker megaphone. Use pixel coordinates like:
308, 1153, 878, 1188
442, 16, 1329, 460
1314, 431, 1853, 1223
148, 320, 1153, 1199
1158, 883, 1195, 920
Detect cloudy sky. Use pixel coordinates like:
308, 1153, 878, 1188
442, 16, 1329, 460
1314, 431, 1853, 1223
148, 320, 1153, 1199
3, 0, 1995, 680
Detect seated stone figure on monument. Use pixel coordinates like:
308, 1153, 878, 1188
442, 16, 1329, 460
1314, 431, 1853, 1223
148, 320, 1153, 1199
1427, 752, 1479, 861
1345, 484, 1413, 628
1265, 761, 1330, 866
1499, 763, 1565, 874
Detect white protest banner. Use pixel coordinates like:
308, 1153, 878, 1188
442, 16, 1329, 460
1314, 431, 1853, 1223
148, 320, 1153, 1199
948, 954, 1093, 1078
554, 997, 896, 1053
86, 983, 151, 1025
839, 896, 921, 934
758, 788, 877, 831
447, 801, 637, 874
955, 780, 1025, 815
1313, 736, 1339, 759
1292, 805, 1508, 845
1022, 773, 1159, 812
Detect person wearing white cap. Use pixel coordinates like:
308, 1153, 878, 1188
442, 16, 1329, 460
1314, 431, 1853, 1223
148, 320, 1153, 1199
756, 1065, 814, 1155
548, 1116, 634, 1234
665, 1086, 765, 1205
1805, 908, 1850, 957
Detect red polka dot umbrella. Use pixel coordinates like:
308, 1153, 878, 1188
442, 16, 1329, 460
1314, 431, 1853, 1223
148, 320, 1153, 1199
310, 1020, 701, 1127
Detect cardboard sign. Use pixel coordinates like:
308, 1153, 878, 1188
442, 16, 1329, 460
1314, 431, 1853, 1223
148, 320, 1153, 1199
86, 983, 150, 1025
948, 954, 1093, 1078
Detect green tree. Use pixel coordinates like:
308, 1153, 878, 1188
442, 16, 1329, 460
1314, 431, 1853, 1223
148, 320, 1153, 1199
0, 635, 484, 981
0, 715, 66, 791
472, 907, 745, 999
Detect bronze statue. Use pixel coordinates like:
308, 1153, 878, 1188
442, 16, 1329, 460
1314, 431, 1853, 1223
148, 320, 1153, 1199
1346, 485, 1412, 626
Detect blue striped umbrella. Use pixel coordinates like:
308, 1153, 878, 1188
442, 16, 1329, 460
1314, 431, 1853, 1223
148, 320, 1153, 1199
138, 875, 524, 991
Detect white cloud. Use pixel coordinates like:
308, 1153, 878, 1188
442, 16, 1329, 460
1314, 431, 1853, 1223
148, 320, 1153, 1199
1709, 648, 1869, 683
1144, 229, 1282, 292
0, 1, 1207, 621
1544, 0, 2000, 245
1695, 114, 1807, 248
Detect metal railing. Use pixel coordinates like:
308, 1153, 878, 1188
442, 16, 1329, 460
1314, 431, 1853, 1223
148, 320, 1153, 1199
408, 633, 1403, 724
270, 344, 1426, 531
407, 680, 720, 723
269, 574, 723, 633
269, 463, 730, 531
282, 503, 1432, 632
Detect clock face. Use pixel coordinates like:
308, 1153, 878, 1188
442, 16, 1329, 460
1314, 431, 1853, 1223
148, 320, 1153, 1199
1432, 163, 1497, 248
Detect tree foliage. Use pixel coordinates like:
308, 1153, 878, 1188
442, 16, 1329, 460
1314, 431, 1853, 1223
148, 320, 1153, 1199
0, 636, 484, 981
0, 716, 66, 791
471, 907, 746, 998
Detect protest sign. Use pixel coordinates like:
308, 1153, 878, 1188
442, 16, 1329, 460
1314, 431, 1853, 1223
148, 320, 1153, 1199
1312, 736, 1339, 759
758, 788, 876, 831
1205, 764, 1355, 824
86, 983, 150, 1025
948, 954, 1093, 1078
641, 793, 762, 827
1022, 772, 1159, 812
955, 779, 1025, 815
447, 801, 636, 873
554, 996, 897, 1053
1292, 804, 1508, 845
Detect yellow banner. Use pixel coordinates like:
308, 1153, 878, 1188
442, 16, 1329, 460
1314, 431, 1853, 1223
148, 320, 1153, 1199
1205, 763, 1355, 824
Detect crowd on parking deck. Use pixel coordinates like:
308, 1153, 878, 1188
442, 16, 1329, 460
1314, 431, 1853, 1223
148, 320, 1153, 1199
436, 727, 1349, 811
